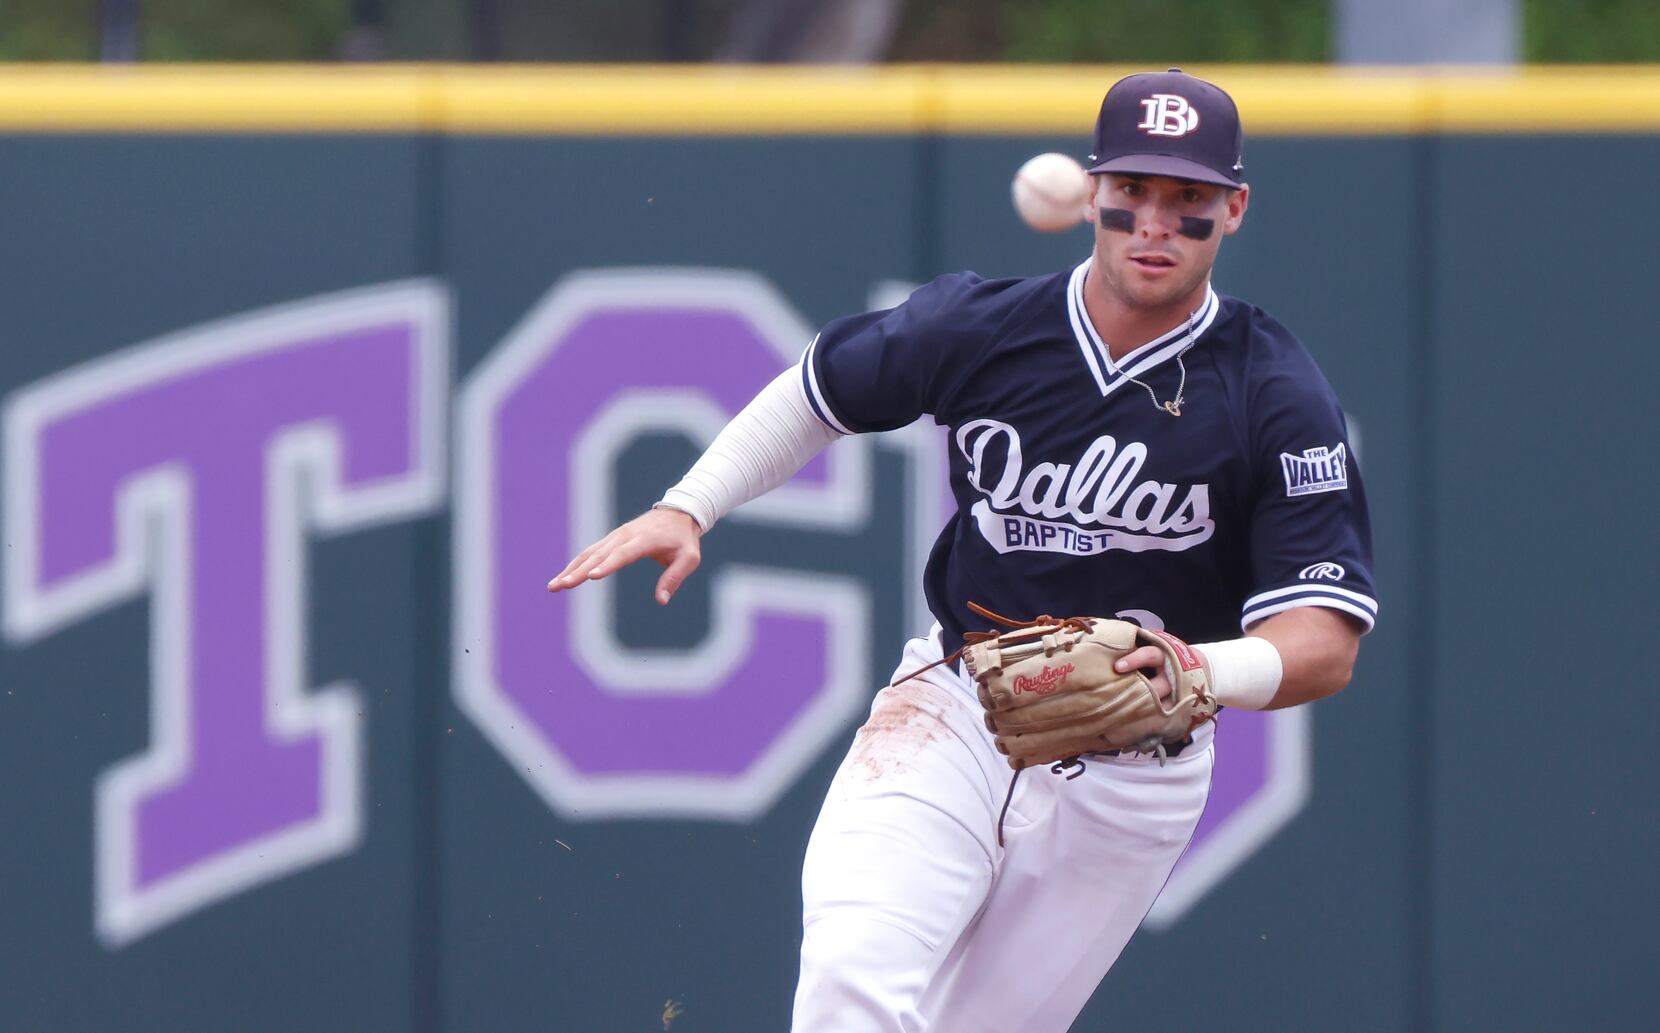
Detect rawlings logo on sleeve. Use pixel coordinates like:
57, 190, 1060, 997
1299, 561, 1346, 581
1279, 444, 1348, 497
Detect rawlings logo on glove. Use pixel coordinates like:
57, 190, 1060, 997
1014, 663, 1074, 696
957, 604, 1216, 771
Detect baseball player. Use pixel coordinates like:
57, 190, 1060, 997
550, 69, 1376, 1032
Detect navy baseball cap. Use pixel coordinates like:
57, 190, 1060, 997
1085, 68, 1244, 188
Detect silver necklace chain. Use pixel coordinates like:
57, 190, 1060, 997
1109, 308, 1199, 417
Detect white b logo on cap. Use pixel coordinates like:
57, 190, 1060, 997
1137, 94, 1200, 137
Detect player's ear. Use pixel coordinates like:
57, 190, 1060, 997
1222, 183, 1249, 235
1085, 173, 1105, 223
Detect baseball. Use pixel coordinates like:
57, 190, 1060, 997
1011, 152, 1091, 232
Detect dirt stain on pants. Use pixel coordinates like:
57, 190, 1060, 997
847, 680, 960, 781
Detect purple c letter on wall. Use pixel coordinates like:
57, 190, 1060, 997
455, 270, 872, 820
3, 283, 448, 946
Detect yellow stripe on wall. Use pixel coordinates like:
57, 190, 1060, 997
1, 64, 1658, 135
436, 66, 926, 133
0, 66, 434, 132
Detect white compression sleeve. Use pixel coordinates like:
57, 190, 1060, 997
655, 365, 841, 532
1194, 637, 1285, 710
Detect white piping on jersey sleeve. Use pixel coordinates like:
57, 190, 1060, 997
1240, 583, 1379, 634
656, 365, 839, 532
799, 334, 856, 436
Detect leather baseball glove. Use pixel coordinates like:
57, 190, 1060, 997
959, 606, 1216, 771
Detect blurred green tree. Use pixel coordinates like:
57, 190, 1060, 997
1, 0, 1658, 64
142, 0, 347, 61
1527, 0, 1660, 61
0, 0, 97, 60
889, 0, 1331, 62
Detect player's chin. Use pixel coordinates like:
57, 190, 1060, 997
1122, 276, 1192, 309
1121, 257, 1187, 292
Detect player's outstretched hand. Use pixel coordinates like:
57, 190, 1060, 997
547, 507, 703, 605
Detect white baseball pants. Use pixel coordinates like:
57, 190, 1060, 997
791, 628, 1215, 1033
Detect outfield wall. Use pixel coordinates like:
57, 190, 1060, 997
0, 67, 1655, 1033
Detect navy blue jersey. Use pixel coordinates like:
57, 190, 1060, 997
800, 260, 1377, 648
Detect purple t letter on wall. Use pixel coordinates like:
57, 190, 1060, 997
3, 283, 449, 947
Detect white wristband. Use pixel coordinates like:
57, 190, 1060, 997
1194, 637, 1284, 710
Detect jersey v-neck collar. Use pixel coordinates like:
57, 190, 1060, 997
1065, 258, 1220, 400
